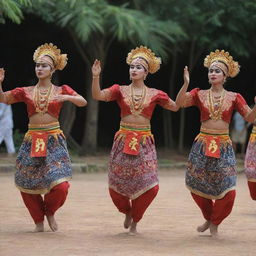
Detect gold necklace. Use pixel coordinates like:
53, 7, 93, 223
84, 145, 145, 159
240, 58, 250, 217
208, 89, 225, 121
34, 84, 53, 115
130, 85, 147, 115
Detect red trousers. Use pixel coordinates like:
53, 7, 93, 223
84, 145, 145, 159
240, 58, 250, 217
191, 190, 236, 225
21, 182, 70, 224
109, 185, 159, 223
247, 181, 256, 200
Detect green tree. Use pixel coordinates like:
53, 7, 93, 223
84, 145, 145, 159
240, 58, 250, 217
173, 0, 256, 151
28, 0, 183, 154
132, 0, 256, 151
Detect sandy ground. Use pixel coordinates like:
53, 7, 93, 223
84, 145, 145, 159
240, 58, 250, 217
0, 170, 256, 256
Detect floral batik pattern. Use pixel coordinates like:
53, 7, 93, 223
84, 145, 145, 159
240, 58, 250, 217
245, 132, 256, 182
109, 135, 158, 200
15, 133, 72, 194
186, 136, 236, 199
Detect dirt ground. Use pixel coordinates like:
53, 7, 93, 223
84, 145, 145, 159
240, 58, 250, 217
1, 170, 256, 256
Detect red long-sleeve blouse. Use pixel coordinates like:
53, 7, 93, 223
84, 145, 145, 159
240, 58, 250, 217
183, 88, 250, 123
103, 84, 175, 119
4, 85, 78, 118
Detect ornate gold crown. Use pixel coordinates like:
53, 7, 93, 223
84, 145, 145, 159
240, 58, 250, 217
204, 49, 240, 77
126, 46, 161, 74
33, 43, 68, 70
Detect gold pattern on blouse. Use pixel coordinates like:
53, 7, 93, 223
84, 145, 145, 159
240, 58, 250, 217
221, 91, 236, 111
183, 89, 250, 120
120, 86, 160, 116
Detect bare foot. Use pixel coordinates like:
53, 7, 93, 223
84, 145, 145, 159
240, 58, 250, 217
197, 220, 211, 232
129, 221, 138, 235
124, 213, 132, 229
46, 215, 58, 232
210, 223, 218, 237
34, 222, 44, 232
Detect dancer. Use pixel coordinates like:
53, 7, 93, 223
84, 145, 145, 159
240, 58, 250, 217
178, 49, 256, 237
244, 122, 256, 200
0, 43, 87, 232
91, 46, 183, 234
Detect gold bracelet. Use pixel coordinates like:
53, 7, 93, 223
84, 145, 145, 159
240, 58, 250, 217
93, 75, 99, 79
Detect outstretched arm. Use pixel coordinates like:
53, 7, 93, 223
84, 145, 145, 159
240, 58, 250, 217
66, 95, 87, 107
161, 98, 179, 112
91, 59, 107, 101
161, 66, 190, 112
175, 66, 190, 108
52, 94, 87, 107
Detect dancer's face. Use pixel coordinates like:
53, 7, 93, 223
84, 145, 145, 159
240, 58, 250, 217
208, 65, 226, 85
35, 56, 54, 79
129, 59, 148, 81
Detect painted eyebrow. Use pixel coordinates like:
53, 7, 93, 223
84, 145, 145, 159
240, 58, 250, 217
209, 68, 221, 71
36, 63, 49, 66
130, 64, 143, 67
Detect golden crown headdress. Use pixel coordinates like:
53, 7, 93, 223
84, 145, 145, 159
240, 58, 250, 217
204, 49, 240, 78
33, 43, 67, 70
126, 46, 161, 74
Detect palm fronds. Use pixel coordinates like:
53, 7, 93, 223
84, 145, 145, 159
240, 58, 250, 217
0, 0, 31, 24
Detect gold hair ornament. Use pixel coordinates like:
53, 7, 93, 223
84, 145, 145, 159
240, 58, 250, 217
204, 49, 240, 78
33, 43, 68, 70
126, 46, 161, 74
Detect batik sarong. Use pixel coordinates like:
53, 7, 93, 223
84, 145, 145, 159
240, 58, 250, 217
15, 122, 72, 194
245, 126, 256, 182
186, 128, 236, 199
108, 122, 158, 199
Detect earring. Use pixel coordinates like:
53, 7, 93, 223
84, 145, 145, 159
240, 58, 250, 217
144, 75, 147, 80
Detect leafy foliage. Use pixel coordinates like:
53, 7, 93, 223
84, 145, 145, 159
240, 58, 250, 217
129, 0, 256, 59
0, 0, 31, 24
24, 0, 184, 59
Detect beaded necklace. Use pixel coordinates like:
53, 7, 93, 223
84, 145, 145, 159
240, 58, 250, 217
208, 88, 225, 121
130, 85, 147, 116
34, 84, 53, 115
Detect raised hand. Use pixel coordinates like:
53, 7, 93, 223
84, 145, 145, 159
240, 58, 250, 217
0, 68, 5, 83
92, 59, 101, 77
183, 66, 189, 85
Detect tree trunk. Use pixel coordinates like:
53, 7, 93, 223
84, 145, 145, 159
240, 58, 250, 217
69, 33, 115, 155
178, 40, 196, 152
178, 108, 185, 152
163, 111, 172, 148
163, 51, 177, 149
59, 102, 81, 152
80, 67, 99, 155
79, 39, 107, 155
68, 33, 99, 155
59, 102, 76, 134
